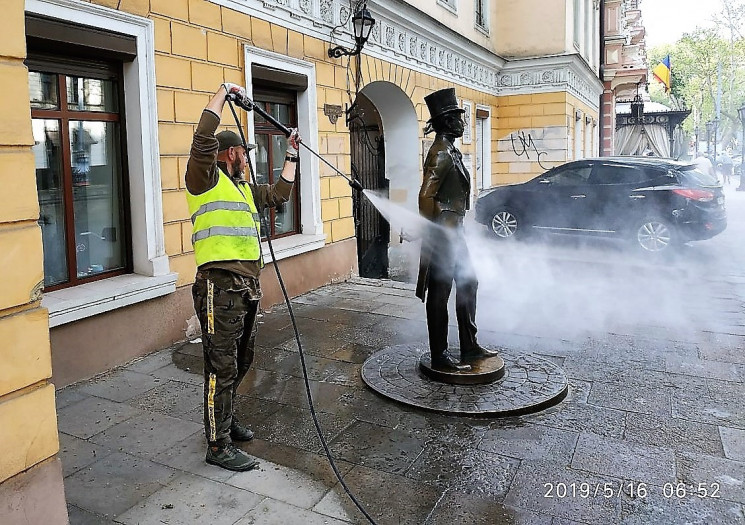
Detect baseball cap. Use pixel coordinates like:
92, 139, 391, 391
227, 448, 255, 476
216, 130, 257, 152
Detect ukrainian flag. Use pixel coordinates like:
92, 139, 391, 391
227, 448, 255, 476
653, 55, 671, 92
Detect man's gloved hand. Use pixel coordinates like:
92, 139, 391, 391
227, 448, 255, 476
287, 128, 302, 156
221, 83, 247, 101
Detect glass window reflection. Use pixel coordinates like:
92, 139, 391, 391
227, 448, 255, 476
33, 119, 68, 286
29, 72, 59, 110
66, 76, 118, 112
68, 121, 125, 278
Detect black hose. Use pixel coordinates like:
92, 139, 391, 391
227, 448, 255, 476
225, 100, 378, 525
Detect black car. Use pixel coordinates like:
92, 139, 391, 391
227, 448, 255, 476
474, 157, 726, 253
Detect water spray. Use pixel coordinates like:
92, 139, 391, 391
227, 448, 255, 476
224, 93, 377, 525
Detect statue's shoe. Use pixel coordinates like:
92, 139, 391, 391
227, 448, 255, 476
431, 355, 471, 372
461, 346, 500, 362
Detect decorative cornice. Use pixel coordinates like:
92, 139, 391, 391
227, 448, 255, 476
210, 0, 604, 103
210, 0, 504, 93
497, 55, 604, 110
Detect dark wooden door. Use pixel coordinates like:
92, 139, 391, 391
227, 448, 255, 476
351, 123, 388, 278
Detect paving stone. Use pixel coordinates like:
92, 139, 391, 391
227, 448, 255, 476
479, 423, 579, 464
676, 451, 745, 505
329, 341, 379, 364
328, 420, 425, 475
256, 405, 353, 453
88, 412, 203, 458
624, 413, 725, 456
274, 378, 355, 412
126, 380, 202, 417
235, 368, 296, 401
720, 427, 745, 461
571, 433, 675, 486
226, 455, 340, 509
665, 356, 745, 382
116, 472, 263, 525
531, 402, 627, 439
405, 440, 519, 498
125, 350, 173, 374
235, 498, 350, 525
273, 353, 364, 388
425, 490, 549, 525
588, 381, 671, 417
55, 387, 90, 410
146, 362, 203, 386
232, 394, 284, 428
503, 459, 621, 524
66, 504, 115, 524
59, 432, 112, 478
57, 396, 144, 439
313, 464, 443, 525
672, 389, 745, 428
618, 486, 745, 524
63, 452, 178, 518
76, 369, 161, 402
394, 410, 491, 445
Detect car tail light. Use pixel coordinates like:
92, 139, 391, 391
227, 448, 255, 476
672, 188, 715, 202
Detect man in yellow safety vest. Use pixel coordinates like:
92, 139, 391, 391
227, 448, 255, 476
185, 83, 301, 471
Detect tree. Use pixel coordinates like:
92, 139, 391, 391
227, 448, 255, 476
647, 0, 745, 151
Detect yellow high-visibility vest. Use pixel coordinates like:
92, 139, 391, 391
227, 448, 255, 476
186, 169, 262, 267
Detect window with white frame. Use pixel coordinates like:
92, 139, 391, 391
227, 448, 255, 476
475, 0, 488, 31
438, 0, 457, 14
244, 46, 324, 260
27, 0, 174, 327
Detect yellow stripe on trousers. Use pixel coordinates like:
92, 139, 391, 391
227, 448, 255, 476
207, 373, 217, 442
207, 279, 214, 335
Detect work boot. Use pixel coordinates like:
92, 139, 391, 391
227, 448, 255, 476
461, 345, 500, 362
230, 418, 254, 441
206, 442, 259, 471
431, 354, 471, 372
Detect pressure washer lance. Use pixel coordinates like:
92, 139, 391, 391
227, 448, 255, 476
224, 93, 377, 525
227, 93, 365, 192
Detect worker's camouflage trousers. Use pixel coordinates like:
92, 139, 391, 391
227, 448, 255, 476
192, 269, 259, 445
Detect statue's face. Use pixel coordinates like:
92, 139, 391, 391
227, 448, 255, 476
443, 113, 465, 138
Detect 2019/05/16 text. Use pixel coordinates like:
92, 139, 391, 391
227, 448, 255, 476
543, 482, 721, 499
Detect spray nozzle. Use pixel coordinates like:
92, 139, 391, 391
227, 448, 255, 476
348, 178, 364, 192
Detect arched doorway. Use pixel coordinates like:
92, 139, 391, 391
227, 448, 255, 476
350, 81, 419, 280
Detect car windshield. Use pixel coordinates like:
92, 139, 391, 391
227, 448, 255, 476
677, 165, 720, 187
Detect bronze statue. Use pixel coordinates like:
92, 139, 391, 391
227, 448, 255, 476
416, 88, 498, 372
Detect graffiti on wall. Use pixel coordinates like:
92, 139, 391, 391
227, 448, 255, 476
510, 130, 549, 170
497, 126, 567, 179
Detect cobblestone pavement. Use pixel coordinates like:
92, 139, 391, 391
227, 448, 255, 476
58, 185, 745, 524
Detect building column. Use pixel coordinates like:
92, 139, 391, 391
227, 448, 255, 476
0, 4, 68, 524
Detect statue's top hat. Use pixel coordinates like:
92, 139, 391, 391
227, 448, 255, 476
424, 87, 465, 122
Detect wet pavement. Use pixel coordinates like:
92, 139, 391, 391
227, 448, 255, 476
57, 184, 745, 524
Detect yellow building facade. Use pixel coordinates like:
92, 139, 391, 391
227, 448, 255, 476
1, 0, 602, 520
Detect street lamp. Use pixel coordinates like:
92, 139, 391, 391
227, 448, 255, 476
713, 118, 720, 165
694, 126, 699, 157
328, 4, 375, 58
705, 120, 713, 157
738, 105, 745, 190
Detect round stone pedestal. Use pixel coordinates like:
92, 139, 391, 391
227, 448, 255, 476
418, 353, 505, 385
361, 343, 568, 416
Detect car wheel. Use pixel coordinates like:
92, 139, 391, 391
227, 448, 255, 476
634, 217, 677, 253
490, 209, 520, 239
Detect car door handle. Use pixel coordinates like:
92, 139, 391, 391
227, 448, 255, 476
570, 194, 586, 199
629, 195, 645, 199
538, 179, 551, 184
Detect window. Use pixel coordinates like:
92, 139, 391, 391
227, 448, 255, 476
252, 88, 300, 239
475, 0, 488, 30
438, 0, 457, 13
573, 0, 581, 49
549, 164, 592, 185
590, 165, 647, 185
29, 59, 130, 291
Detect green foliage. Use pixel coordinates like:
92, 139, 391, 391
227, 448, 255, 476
648, 1, 745, 147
